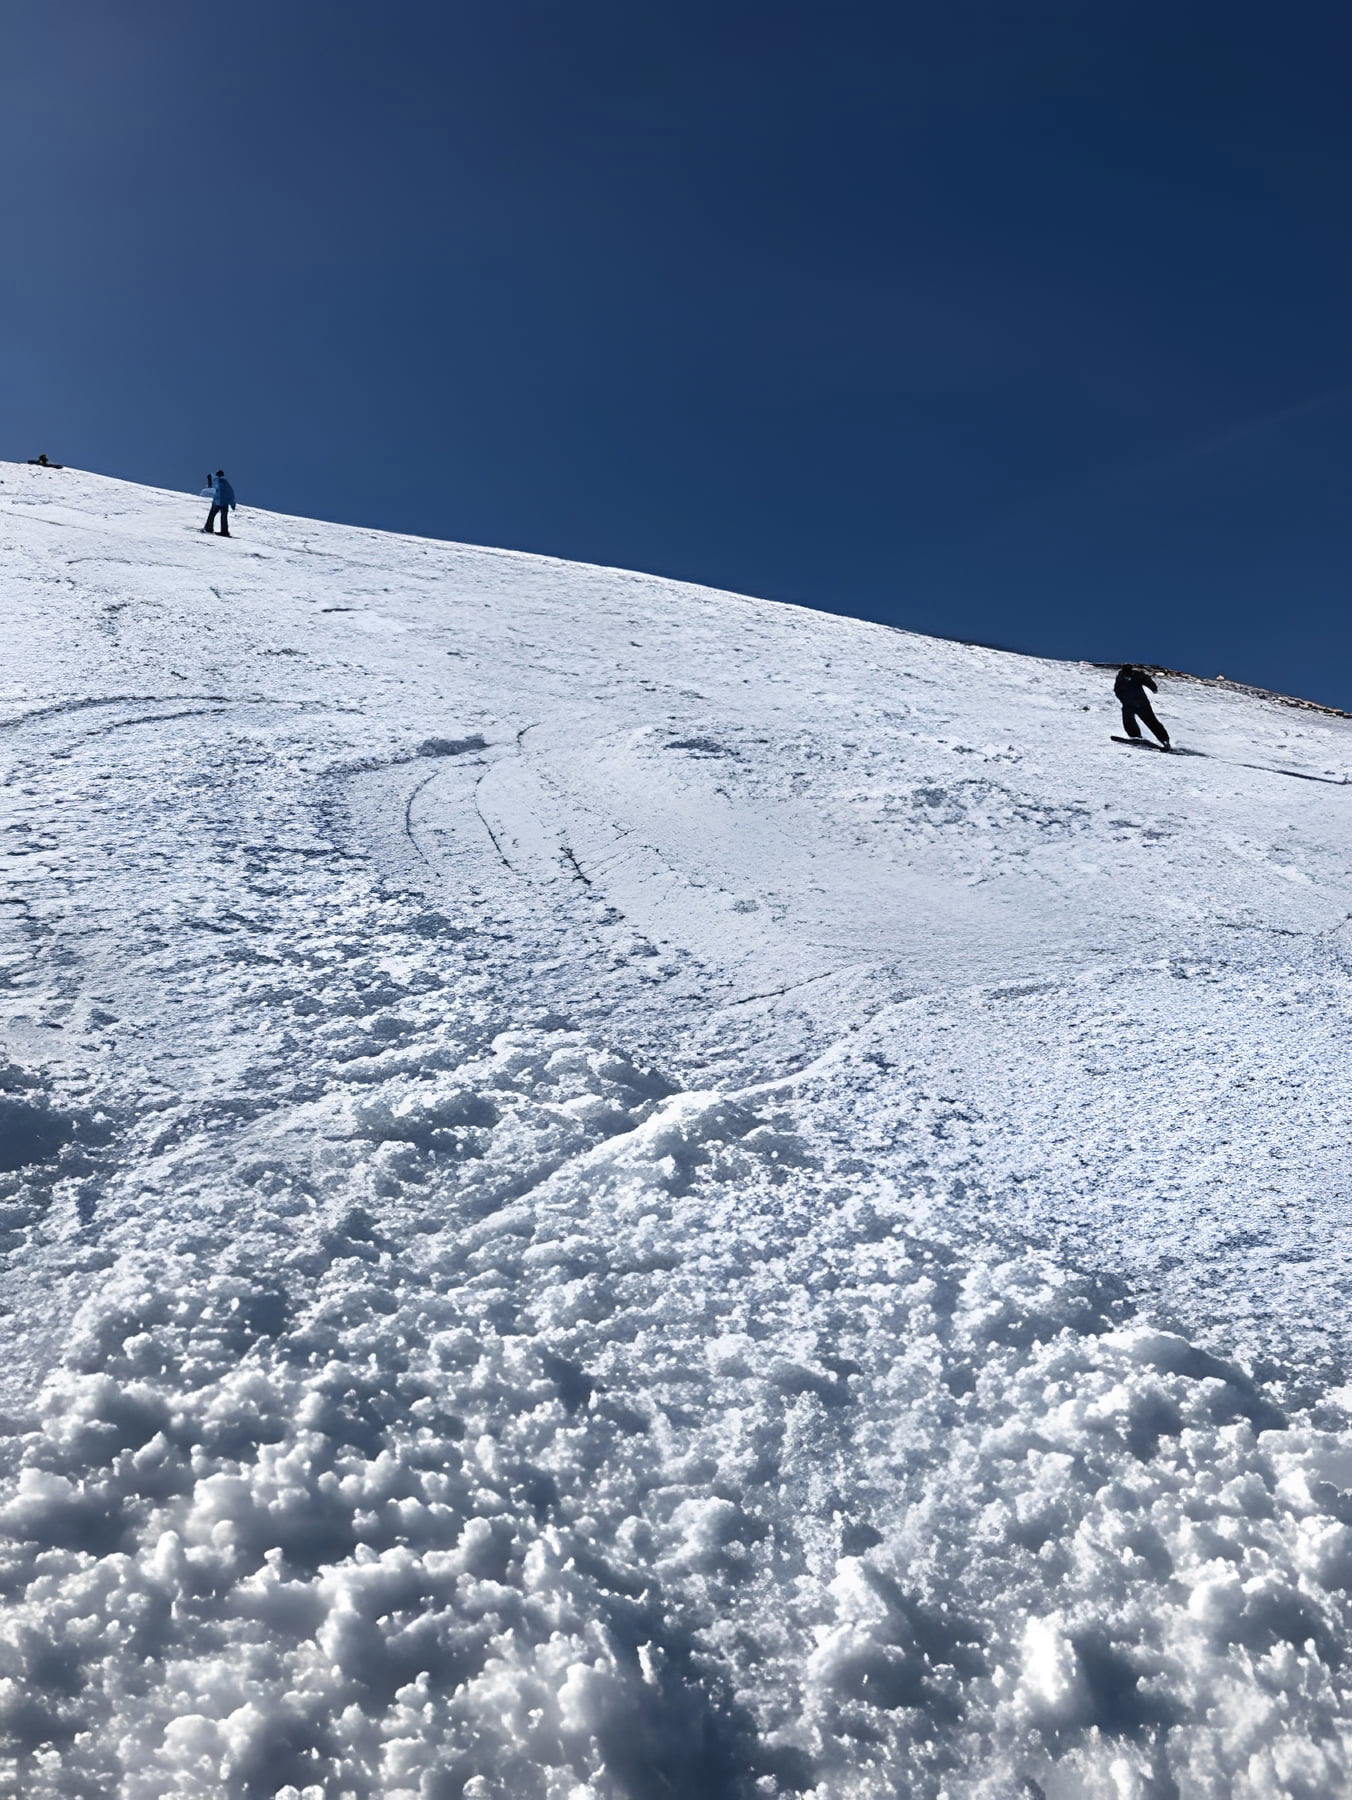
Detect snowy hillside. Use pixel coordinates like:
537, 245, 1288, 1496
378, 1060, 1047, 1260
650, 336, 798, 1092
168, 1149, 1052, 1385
2, 462, 1351, 1798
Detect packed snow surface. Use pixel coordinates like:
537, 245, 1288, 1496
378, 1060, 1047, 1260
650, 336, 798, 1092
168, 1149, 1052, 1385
1, 464, 1351, 1798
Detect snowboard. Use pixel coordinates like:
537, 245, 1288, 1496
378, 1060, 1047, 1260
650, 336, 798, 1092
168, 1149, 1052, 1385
1111, 736, 1203, 756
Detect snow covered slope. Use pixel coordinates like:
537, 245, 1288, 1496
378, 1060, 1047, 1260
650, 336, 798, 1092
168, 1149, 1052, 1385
1, 462, 1351, 1798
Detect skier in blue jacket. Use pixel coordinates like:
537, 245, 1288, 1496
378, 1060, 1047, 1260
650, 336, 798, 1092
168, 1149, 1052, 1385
202, 470, 236, 537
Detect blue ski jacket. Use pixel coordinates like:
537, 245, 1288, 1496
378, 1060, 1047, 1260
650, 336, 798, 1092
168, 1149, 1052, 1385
212, 474, 236, 509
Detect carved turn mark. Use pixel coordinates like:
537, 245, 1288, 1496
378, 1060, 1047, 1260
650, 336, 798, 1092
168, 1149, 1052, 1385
466, 723, 540, 876
472, 776, 517, 875
560, 845, 592, 886
402, 769, 443, 873
580, 828, 638, 874
720, 964, 854, 1011
0, 695, 180, 733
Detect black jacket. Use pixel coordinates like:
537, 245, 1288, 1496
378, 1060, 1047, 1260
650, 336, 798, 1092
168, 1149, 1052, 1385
1114, 667, 1157, 708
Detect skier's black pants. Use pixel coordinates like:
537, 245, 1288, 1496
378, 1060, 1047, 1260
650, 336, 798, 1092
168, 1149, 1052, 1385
203, 505, 231, 536
1121, 701, 1169, 745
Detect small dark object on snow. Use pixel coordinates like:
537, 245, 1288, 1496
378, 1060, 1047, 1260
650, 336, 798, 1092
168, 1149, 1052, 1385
1113, 666, 1170, 747
202, 468, 236, 537
417, 735, 487, 758
27, 453, 63, 468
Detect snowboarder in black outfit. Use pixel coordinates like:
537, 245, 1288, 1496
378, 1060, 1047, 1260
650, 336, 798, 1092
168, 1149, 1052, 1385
202, 470, 235, 537
1114, 666, 1170, 747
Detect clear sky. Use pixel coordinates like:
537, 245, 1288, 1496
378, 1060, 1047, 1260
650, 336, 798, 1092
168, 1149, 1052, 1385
6, 1, 1351, 706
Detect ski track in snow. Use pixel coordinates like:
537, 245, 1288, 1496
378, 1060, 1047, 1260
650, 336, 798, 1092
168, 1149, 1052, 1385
1, 466, 1351, 1797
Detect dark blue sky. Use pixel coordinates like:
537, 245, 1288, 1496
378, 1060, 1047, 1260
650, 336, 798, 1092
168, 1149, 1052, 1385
6, 2, 1352, 705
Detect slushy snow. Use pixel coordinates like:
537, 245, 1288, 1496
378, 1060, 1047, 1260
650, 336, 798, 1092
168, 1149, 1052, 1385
1, 464, 1351, 1798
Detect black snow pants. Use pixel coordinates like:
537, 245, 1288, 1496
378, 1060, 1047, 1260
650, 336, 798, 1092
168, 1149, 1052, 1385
1121, 700, 1169, 745
203, 505, 231, 536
